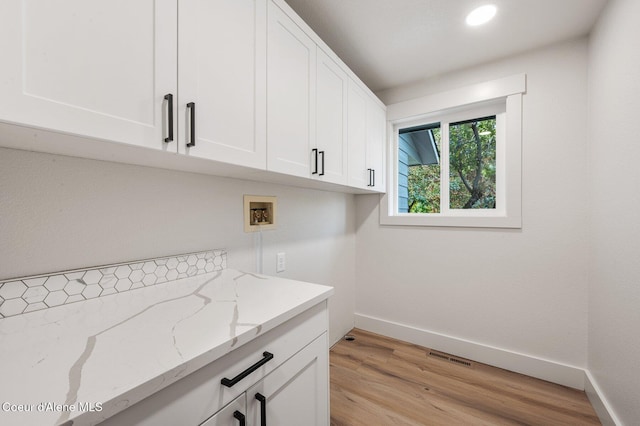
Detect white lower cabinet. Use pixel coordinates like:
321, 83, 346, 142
99, 302, 328, 426
200, 333, 327, 426
247, 335, 328, 426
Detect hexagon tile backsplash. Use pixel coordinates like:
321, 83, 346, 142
0, 250, 227, 319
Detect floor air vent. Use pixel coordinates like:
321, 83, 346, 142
428, 351, 450, 361
428, 351, 473, 368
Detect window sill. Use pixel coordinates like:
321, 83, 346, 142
378, 210, 522, 229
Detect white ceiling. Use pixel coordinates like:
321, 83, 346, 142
283, 0, 608, 93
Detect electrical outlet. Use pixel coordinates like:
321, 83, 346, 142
276, 252, 286, 273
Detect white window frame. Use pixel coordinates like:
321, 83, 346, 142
380, 74, 525, 228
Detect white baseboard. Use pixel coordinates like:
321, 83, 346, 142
584, 371, 621, 426
354, 313, 585, 389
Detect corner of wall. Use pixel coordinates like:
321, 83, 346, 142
584, 370, 622, 426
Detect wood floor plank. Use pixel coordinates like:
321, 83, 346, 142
330, 329, 600, 426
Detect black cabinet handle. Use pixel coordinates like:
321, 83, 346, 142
255, 393, 267, 426
164, 94, 173, 143
221, 352, 274, 387
186, 102, 196, 147
367, 168, 373, 187
319, 151, 325, 176
372, 168, 376, 187
311, 149, 318, 174
233, 411, 246, 426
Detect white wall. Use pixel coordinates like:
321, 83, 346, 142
357, 39, 590, 374
588, 0, 640, 423
0, 147, 356, 345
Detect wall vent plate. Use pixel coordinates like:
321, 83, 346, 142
244, 195, 277, 233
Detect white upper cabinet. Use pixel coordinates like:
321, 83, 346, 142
178, 0, 267, 169
347, 80, 369, 189
348, 78, 386, 192
315, 48, 348, 185
0, 0, 178, 152
266, 1, 316, 178
0, 0, 386, 193
367, 98, 386, 192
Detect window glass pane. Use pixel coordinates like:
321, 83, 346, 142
449, 116, 496, 209
398, 124, 441, 213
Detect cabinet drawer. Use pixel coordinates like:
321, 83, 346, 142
100, 301, 327, 426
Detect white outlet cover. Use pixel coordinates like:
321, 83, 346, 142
276, 252, 286, 273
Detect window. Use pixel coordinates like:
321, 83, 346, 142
381, 74, 525, 228
400, 114, 499, 214
399, 123, 441, 213
399, 108, 502, 215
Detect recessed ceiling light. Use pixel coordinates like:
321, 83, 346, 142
466, 5, 497, 26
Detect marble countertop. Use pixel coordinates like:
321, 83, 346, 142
0, 269, 333, 426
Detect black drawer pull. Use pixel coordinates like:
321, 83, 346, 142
255, 393, 267, 426
221, 352, 274, 388
186, 101, 196, 147
311, 148, 318, 174
233, 411, 246, 426
164, 93, 173, 143
319, 150, 325, 176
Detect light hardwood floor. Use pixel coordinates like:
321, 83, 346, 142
330, 329, 600, 426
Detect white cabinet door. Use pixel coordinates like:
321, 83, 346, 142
315, 48, 348, 185
347, 78, 386, 192
246, 333, 328, 426
178, 0, 266, 169
347, 80, 369, 188
0, 0, 177, 152
201, 394, 247, 426
266, 0, 316, 178
366, 98, 386, 192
